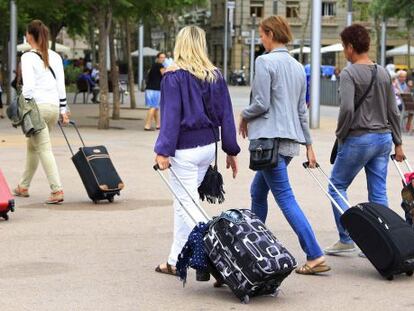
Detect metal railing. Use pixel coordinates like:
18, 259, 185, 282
320, 79, 339, 106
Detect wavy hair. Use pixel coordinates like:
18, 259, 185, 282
174, 26, 218, 82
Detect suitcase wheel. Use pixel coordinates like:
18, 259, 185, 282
386, 275, 394, 281
108, 197, 114, 203
93, 200, 98, 204
2, 214, 9, 221
406, 271, 413, 277
241, 295, 249, 304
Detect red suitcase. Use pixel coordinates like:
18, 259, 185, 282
0, 169, 15, 220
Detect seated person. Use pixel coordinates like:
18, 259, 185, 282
78, 68, 100, 103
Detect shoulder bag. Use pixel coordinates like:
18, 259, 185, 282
330, 64, 377, 164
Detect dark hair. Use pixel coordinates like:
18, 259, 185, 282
156, 52, 165, 59
27, 20, 49, 67
340, 24, 370, 54
259, 15, 293, 44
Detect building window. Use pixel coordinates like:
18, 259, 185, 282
250, 0, 264, 18
322, 2, 336, 17
286, 1, 300, 18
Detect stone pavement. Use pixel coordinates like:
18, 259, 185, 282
0, 86, 413, 311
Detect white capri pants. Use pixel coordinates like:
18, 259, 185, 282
167, 143, 215, 265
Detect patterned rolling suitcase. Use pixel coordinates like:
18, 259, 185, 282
59, 121, 124, 203
154, 165, 296, 303
0, 169, 15, 220
304, 162, 414, 281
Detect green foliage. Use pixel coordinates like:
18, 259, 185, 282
64, 64, 81, 85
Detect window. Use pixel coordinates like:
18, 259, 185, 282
286, 1, 300, 19
250, 0, 264, 18
322, 2, 336, 17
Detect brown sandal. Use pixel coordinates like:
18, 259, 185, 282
295, 263, 331, 275
155, 263, 177, 276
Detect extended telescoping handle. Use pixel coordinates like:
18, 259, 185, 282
153, 164, 211, 225
390, 154, 412, 186
302, 162, 351, 216
58, 120, 86, 156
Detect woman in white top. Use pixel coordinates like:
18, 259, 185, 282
14, 20, 69, 204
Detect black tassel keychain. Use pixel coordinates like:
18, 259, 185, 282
197, 82, 225, 204
198, 142, 225, 204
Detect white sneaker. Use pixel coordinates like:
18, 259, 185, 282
324, 240, 356, 255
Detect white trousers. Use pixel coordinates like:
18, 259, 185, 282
167, 143, 215, 266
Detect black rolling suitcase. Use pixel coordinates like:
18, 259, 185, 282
154, 165, 296, 303
59, 121, 124, 203
303, 162, 414, 280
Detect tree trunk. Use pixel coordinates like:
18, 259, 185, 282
88, 20, 96, 66
125, 19, 136, 109
49, 23, 63, 52
110, 20, 121, 120
299, 0, 312, 64
97, 8, 110, 129
374, 16, 381, 64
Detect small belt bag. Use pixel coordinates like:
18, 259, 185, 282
249, 138, 279, 171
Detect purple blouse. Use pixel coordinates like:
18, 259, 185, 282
154, 69, 240, 157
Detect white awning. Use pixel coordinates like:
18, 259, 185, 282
386, 44, 414, 57
290, 46, 311, 54
17, 41, 70, 53
320, 43, 343, 53
131, 47, 160, 57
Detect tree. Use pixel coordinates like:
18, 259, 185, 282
370, 0, 414, 72
109, 19, 120, 120
17, 0, 86, 51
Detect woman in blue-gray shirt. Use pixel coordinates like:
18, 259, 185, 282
239, 15, 329, 275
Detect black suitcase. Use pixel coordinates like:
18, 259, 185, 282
304, 162, 414, 280
59, 121, 124, 203
154, 165, 296, 303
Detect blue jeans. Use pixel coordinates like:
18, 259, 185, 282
251, 155, 324, 260
329, 133, 393, 244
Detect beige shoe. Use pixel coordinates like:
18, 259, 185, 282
14, 185, 30, 197
46, 191, 64, 204
324, 240, 356, 255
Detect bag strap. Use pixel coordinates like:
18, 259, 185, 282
353, 64, 377, 112
198, 80, 219, 169
31, 51, 56, 80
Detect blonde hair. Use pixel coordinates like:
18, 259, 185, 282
174, 26, 218, 82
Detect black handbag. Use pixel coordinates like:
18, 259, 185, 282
197, 83, 225, 204
330, 65, 377, 164
249, 138, 279, 171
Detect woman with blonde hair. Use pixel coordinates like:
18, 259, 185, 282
14, 20, 69, 204
154, 25, 240, 275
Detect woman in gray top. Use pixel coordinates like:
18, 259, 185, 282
324, 24, 405, 255
239, 15, 330, 275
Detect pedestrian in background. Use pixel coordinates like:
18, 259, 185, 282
239, 15, 330, 275
325, 24, 404, 255
144, 52, 166, 131
163, 51, 174, 68
154, 26, 239, 276
14, 19, 70, 204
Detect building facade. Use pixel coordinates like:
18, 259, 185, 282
210, 0, 413, 77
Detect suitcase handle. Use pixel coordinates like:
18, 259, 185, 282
154, 164, 211, 225
58, 120, 86, 156
302, 162, 351, 215
390, 154, 412, 186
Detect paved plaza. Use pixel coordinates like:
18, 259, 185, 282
0, 87, 413, 310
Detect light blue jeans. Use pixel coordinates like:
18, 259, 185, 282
251, 155, 324, 260
329, 133, 393, 244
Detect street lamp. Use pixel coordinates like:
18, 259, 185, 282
249, 13, 256, 86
